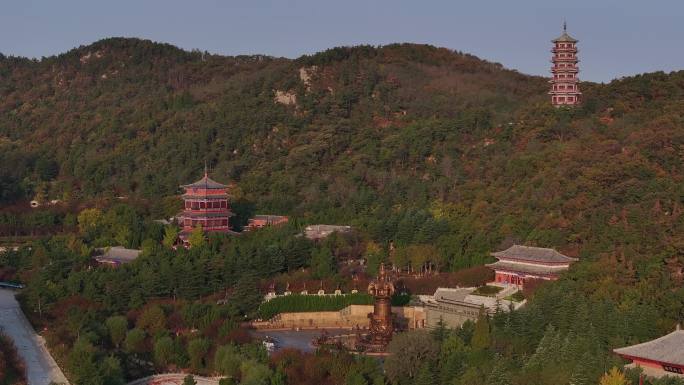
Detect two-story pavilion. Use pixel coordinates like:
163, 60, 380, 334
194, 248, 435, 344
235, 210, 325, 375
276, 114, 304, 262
487, 245, 578, 288
178, 170, 233, 243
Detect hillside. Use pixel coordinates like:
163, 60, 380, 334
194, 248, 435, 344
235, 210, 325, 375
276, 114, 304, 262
3, 38, 684, 258
2, 38, 684, 385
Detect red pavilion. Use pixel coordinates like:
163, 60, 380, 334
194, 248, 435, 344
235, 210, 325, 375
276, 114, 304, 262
487, 245, 578, 288
178, 169, 233, 243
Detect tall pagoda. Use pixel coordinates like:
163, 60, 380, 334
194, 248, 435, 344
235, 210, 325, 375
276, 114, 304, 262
549, 22, 582, 106
178, 168, 233, 243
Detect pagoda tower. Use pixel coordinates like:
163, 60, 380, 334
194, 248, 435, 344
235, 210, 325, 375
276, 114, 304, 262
549, 22, 581, 106
178, 168, 233, 243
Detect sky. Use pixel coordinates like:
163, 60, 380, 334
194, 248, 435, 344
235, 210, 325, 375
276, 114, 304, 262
1, 0, 683, 83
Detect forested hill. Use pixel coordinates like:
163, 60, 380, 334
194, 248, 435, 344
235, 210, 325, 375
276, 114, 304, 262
0, 37, 545, 203
3, 38, 684, 268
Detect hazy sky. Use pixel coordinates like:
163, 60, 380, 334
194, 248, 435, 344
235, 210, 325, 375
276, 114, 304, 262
2, 0, 683, 82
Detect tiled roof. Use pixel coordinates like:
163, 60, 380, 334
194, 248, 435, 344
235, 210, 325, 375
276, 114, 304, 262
491, 245, 577, 263
614, 329, 684, 366
182, 174, 228, 189
553, 32, 578, 43
486, 261, 568, 276
182, 194, 228, 199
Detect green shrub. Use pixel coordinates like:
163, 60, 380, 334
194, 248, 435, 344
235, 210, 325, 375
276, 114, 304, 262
256, 293, 373, 319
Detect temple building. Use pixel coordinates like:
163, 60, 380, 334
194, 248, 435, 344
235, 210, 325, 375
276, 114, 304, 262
550, 22, 582, 106
487, 245, 578, 288
178, 169, 233, 243
614, 325, 684, 379
423, 287, 524, 329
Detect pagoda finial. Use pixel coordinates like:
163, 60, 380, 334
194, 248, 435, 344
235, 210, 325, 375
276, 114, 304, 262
204, 161, 208, 178
563, 20, 567, 33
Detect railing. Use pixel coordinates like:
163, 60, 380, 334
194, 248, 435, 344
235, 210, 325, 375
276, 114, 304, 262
126, 373, 224, 385
0, 281, 24, 289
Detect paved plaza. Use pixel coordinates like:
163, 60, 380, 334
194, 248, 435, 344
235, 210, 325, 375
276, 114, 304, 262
0, 289, 68, 385
252, 328, 351, 352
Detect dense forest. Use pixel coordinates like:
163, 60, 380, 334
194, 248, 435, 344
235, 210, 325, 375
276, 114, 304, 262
1, 38, 684, 385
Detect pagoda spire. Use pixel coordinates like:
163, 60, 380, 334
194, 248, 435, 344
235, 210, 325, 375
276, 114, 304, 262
204, 161, 208, 178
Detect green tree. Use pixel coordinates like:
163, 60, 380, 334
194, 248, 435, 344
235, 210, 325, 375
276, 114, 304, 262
78, 208, 103, 239
68, 338, 104, 385
486, 360, 511, 385
163, 226, 179, 248
431, 316, 448, 342
232, 276, 263, 316
100, 355, 125, 385
471, 307, 491, 351
136, 305, 167, 335
240, 360, 272, 385
106, 315, 128, 348
154, 336, 176, 367
384, 330, 439, 383
414, 362, 437, 385
188, 226, 205, 248
187, 338, 210, 371
310, 246, 335, 278
124, 328, 147, 354
183, 375, 197, 385
214, 345, 242, 377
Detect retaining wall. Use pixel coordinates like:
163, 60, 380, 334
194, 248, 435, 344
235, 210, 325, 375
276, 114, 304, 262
252, 305, 426, 330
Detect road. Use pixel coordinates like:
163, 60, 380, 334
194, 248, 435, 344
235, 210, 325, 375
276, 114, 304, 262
0, 289, 69, 385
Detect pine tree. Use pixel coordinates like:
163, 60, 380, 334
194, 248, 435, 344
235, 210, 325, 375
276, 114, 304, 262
525, 325, 558, 370
568, 352, 595, 385
487, 359, 511, 385
414, 362, 437, 385
471, 307, 491, 351
431, 316, 449, 342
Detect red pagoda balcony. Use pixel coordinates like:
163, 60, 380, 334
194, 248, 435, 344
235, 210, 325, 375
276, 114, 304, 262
551, 67, 579, 73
